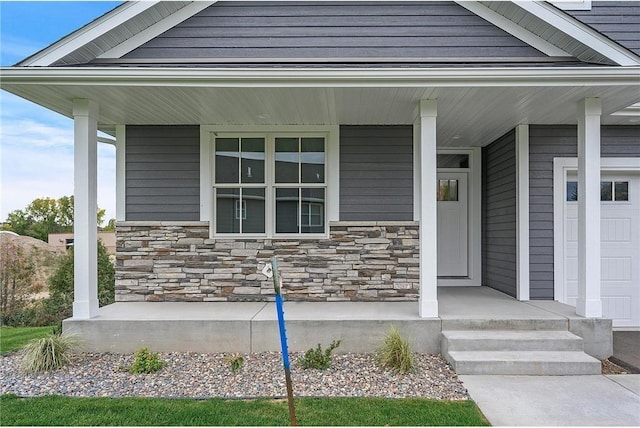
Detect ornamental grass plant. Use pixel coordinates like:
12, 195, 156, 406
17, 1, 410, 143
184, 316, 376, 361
19, 332, 81, 373
376, 326, 414, 374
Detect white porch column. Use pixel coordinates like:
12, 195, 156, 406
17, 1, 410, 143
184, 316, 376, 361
576, 98, 602, 318
115, 125, 126, 221
414, 99, 438, 318
73, 99, 99, 319
516, 125, 530, 301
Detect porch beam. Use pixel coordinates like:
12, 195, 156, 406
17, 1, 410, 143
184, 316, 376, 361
415, 99, 438, 318
72, 99, 99, 319
516, 125, 530, 301
576, 98, 602, 318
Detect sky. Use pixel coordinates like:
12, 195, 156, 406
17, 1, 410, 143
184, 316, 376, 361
0, 1, 122, 223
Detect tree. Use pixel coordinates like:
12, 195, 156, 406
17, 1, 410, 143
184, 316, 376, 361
0, 240, 37, 325
42, 239, 115, 324
102, 218, 117, 232
2, 196, 106, 241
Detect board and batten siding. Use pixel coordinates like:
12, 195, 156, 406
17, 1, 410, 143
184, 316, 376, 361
125, 125, 200, 221
482, 130, 517, 298
340, 126, 413, 221
528, 125, 640, 300
124, 1, 546, 61
565, 1, 640, 56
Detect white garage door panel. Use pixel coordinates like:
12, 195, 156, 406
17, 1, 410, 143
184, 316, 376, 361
564, 172, 640, 328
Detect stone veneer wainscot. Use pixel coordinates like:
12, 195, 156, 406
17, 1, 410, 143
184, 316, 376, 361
115, 221, 420, 302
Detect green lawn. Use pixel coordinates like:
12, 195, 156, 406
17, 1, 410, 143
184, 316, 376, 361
0, 395, 489, 426
0, 326, 53, 354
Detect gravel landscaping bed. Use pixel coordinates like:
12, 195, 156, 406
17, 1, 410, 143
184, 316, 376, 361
1, 351, 469, 400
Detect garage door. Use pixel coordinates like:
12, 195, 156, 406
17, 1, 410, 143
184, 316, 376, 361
564, 172, 640, 328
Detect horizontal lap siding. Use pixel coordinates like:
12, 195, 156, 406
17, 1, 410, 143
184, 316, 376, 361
528, 125, 640, 300
340, 126, 413, 221
565, 2, 640, 56
124, 1, 545, 60
126, 126, 200, 221
482, 130, 517, 298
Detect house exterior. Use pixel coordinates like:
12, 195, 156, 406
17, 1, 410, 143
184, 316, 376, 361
2, 1, 639, 329
48, 232, 116, 255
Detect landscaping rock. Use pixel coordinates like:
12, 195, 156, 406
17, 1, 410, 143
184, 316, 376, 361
1, 351, 468, 400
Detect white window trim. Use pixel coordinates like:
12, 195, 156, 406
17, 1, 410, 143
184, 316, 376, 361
200, 125, 339, 239
434, 147, 482, 287
553, 157, 640, 304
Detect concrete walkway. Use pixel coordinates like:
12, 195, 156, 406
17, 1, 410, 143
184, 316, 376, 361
460, 374, 640, 426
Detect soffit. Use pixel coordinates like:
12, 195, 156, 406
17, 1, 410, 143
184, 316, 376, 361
3, 68, 637, 148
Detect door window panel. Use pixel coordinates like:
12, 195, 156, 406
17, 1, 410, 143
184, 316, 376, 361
566, 180, 629, 202
615, 182, 629, 201
438, 179, 459, 201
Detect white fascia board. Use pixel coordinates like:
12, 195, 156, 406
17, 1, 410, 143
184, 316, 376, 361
515, 1, 640, 66
20, 2, 160, 67
1, 66, 639, 87
455, 1, 571, 57
98, 2, 217, 59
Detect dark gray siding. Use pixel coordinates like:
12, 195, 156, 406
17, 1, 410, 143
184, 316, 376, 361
124, 1, 546, 61
340, 126, 413, 221
126, 125, 200, 221
482, 130, 517, 298
528, 125, 640, 300
565, 2, 640, 56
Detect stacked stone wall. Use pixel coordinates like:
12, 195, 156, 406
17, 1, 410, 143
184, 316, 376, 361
115, 221, 419, 302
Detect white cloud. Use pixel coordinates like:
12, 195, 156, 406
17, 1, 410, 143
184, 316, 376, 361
1, 95, 116, 223
0, 34, 45, 65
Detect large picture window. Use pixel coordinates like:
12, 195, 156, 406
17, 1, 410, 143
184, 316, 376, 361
213, 134, 326, 236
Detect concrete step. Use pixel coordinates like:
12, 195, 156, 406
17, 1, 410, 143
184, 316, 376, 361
441, 318, 568, 331
446, 350, 602, 375
442, 330, 584, 354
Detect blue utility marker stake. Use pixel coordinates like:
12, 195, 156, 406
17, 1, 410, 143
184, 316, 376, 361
270, 257, 297, 426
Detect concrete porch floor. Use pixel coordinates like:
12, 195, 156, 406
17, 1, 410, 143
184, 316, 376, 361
63, 287, 612, 359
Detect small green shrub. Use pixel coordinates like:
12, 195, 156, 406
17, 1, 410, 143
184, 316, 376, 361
225, 355, 245, 373
20, 332, 81, 373
297, 340, 341, 370
376, 326, 414, 374
128, 348, 166, 374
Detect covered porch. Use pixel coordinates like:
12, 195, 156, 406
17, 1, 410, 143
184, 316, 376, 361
64, 286, 612, 361
2, 67, 638, 325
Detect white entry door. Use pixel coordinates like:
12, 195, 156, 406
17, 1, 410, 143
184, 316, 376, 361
564, 172, 640, 328
437, 172, 468, 277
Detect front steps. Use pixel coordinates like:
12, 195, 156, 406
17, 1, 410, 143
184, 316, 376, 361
442, 330, 602, 375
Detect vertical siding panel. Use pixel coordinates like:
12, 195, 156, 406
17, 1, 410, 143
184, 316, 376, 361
528, 125, 640, 300
482, 130, 517, 298
126, 125, 200, 221
340, 125, 413, 221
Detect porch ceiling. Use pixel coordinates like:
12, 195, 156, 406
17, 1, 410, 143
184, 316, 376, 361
2, 67, 638, 147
